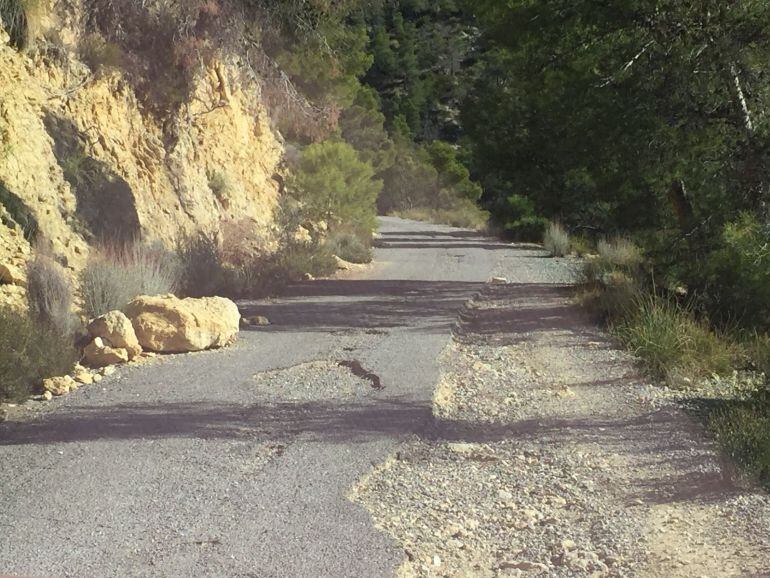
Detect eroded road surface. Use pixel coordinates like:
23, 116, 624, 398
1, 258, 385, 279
4, 217, 769, 578
0, 218, 507, 577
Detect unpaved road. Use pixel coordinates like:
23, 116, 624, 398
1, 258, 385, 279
0, 218, 506, 577
2, 218, 769, 578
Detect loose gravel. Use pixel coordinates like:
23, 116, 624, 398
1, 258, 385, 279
352, 249, 770, 577
253, 360, 376, 402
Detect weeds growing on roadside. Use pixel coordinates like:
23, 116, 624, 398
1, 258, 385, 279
0, 307, 78, 402
326, 231, 372, 264
614, 295, 735, 387
709, 392, 770, 488
544, 222, 570, 257
391, 201, 489, 231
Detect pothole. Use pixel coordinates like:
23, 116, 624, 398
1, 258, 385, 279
253, 360, 382, 402
338, 359, 383, 390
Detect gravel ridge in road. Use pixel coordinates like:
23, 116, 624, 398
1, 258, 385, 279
353, 248, 770, 577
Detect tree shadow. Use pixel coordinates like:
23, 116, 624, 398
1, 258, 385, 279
0, 398, 742, 506
43, 112, 140, 243
239, 279, 487, 333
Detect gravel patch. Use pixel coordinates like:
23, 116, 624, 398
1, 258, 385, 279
352, 439, 644, 577
253, 360, 379, 402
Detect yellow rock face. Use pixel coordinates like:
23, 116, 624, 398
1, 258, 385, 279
125, 294, 241, 353
0, 24, 284, 283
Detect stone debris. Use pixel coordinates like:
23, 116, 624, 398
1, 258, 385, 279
42, 376, 77, 397
83, 337, 130, 368
87, 310, 142, 360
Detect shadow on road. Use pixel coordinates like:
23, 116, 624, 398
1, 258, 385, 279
239, 280, 486, 334
0, 398, 738, 505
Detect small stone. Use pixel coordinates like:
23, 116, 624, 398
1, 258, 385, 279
498, 489, 514, 501
549, 495, 568, 508
83, 338, 129, 368
241, 315, 270, 328
433, 555, 442, 567
447, 442, 478, 455
561, 539, 577, 551
489, 276, 508, 285
42, 375, 76, 396
42, 391, 53, 401
92, 374, 103, 383
72, 366, 94, 385
101, 365, 117, 377
500, 560, 549, 572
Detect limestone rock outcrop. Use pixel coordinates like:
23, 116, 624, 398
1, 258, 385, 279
125, 294, 241, 353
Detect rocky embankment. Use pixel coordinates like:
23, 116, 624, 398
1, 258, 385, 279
0, 0, 285, 310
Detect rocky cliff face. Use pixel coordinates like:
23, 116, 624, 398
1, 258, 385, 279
0, 1, 285, 308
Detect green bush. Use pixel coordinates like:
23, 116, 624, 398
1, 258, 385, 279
505, 215, 548, 242
177, 231, 224, 298
208, 170, 234, 206
326, 231, 372, 264
709, 398, 770, 487
544, 222, 570, 257
614, 295, 735, 387
0, 307, 78, 402
702, 214, 770, 330
291, 140, 382, 235
81, 242, 181, 318
26, 256, 78, 336
497, 194, 547, 241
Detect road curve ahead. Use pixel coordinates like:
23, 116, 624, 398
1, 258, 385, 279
0, 218, 512, 577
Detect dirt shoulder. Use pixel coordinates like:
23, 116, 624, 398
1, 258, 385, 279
352, 250, 770, 577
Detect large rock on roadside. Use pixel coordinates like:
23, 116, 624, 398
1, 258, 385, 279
124, 294, 241, 353
83, 337, 130, 368
87, 310, 142, 359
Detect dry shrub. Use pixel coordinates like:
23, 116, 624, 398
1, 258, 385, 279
81, 242, 181, 318
177, 231, 224, 298
544, 222, 570, 257
26, 255, 78, 336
